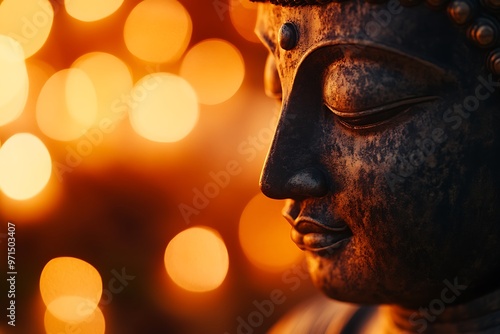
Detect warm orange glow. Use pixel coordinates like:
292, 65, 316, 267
124, 0, 192, 63
65, 0, 124, 22
129, 73, 198, 143
40, 257, 102, 322
0, 0, 54, 58
165, 226, 229, 292
0, 35, 29, 126
230, 0, 260, 43
239, 194, 303, 272
44, 306, 105, 334
72, 52, 133, 125
25, 60, 55, 103
0, 133, 51, 200
36, 68, 98, 141
180, 39, 245, 105
0, 171, 61, 224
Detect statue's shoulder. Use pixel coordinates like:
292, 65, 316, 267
269, 294, 376, 334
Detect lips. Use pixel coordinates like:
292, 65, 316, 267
284, 213, 353, 252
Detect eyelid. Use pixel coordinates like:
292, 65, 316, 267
325, 96, 440, 130
328, 96, 438, 118
322, 45, 454, 115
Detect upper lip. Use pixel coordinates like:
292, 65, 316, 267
294, 216, 348, 234
284, 211, 353, 251
283, 211, 349, 235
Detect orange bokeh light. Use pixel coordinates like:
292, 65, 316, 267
36, 68, 98, 141
0, 35, 29, 126
239, 194, 303, 272
230, 0, 260, 43
129, 73, 198, 143
124, 0, 192, 63
180, 39, 245, 105
72, 52, 133, 126
65, 0, 124, 22
44, 306, 105, 334
0, 0, 54, 58
40, 257, 102, 322
165, 226, 229, 292
0, 133, 52, 201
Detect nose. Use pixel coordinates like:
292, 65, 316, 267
259, 48, 332, 200
259, 99, 329, 200
260, 166, 328, 199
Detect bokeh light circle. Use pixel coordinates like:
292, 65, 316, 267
0, 0, 54, 58
72, 52, 133, 125
40, 257, 102, 322
230, 0, 260, 43
0, 133, 51, 200
0, 35, 29, 126
36, 68, 98, 141
129, 73, 198, 143
44, 306, 105, 334
239, 194, 303, 272
180, 39, 245, 105
65, 0, 124, 22
165, 226, 229, 292
124, 0, 192, 63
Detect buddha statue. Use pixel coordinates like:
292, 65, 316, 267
251, 0, 500, 332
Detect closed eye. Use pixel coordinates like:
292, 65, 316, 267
326, 96, 439, 130
322, 44, 455, 130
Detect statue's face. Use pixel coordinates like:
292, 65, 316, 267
257, 1, 500, 307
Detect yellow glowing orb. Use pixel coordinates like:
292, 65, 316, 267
180, 39, 245, 105
0, 133, 52, 201
0, 36, 29, 126
239, 194, 303, 272
230, 1, 260, 43
44, 306, 105, 334
165, 226, 229, 292
0, 0, 54, 58
40, 257, 102, 323
124, 0, 192, 63
72, 52, 133, 125
65, 0, 124, 22
129, 73, 198, 143
36, 68, 98, 141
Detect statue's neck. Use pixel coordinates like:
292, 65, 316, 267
378, 287, 500, 333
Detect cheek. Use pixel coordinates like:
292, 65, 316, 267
323, 104, 458, 253
316, 100, 499, 292
300, 109, 497, 305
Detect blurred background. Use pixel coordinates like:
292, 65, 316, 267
0, 0, 320, 333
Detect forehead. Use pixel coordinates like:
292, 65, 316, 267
255, 2, 458, 71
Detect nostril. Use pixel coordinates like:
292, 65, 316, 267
260, 167, 328, 199
285, 168, 328, 198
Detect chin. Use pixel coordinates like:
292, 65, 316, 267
303, 241, 454, 308
302, 240, 390, 305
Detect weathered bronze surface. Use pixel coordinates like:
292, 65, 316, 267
254, 0, 500, 332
